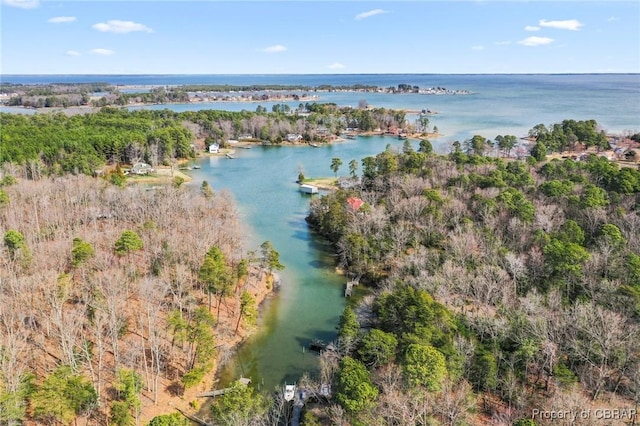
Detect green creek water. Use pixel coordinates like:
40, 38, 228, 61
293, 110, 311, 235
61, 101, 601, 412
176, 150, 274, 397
188, 136, 397, 392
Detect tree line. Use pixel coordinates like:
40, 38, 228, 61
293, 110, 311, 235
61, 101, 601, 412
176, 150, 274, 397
0, 106, 411, 175
2, 82, 445, 109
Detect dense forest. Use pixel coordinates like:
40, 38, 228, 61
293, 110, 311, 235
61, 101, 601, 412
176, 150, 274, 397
304, 136, 640, 424
2, 106, 635, 181
2, 83, 114, 109
0, 106, 411, 175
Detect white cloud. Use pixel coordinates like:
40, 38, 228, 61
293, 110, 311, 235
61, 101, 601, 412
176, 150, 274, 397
518, 36, 554, 47
607, 16, 618, 22
66, 50, 81, 56
525, 25, 540, 32
471, 45, 484, 51
92, 20, 153, 34
48, 16, 76, 24
328, 63, 346, 70
89, 48, 115, 56
355, 9, 388, 20
539, 19, 583, 31
2, 0, 39, 8
260, 45, 287, 53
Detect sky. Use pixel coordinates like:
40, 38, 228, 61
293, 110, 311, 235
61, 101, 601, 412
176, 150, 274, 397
1, 0, 639, 74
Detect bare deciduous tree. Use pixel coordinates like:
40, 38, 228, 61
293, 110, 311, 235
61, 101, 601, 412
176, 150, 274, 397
434, 378, 476, 426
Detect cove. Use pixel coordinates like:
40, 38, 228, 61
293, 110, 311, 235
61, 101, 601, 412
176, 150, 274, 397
188, 136, 402, 391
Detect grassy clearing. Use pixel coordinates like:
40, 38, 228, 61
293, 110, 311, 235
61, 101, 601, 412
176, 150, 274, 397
126, 167, 192, 184
302, 177, 338, 190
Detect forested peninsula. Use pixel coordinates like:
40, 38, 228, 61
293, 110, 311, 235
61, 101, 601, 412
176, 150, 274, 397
304, 138, 640, 425
0, 105, 417, 177
1, 82, 469, 109
1, 104, 640, 425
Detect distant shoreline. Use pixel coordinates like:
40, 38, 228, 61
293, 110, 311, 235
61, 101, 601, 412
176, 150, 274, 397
0, 100, 442, 118
0, 80, 472, 111
2, 73, 637, 83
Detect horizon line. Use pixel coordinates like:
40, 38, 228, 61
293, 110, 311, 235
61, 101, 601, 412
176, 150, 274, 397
2, 72, 639, 77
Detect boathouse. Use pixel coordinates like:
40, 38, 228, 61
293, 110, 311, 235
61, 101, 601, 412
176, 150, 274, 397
299, 184, 318, 194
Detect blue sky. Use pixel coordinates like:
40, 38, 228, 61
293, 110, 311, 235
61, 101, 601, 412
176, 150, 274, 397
1, 1, 638, 74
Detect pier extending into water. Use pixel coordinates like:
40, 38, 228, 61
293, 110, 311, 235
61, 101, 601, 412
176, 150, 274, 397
289, 382, 332, 426
344, 276, 360, 297
290, 392, 304, 426
196, 377, 251, 398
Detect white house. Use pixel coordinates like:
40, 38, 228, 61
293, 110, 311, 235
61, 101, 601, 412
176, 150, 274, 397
287, 133, 303, 143
209, 143, 220, 154
131, 162, 154, 175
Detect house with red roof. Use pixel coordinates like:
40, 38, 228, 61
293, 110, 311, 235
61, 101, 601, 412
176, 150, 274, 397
346, 197, 364, 211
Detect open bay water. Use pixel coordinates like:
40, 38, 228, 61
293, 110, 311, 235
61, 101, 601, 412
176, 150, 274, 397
126, 74, 637, 148
3, 74, 639, 147
2, 74, 639, 391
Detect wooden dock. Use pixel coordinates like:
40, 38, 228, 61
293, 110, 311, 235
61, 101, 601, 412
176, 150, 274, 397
197, 377, 251, 398
344, 281, 354, 297
291, 395, 304, 426
344, 276, 360, 297
289, 383, 331, 426
290, 387, 307, 426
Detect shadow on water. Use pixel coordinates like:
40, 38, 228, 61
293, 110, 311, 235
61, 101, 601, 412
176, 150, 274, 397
289, 229, 309, 242
294, 319, 341, 344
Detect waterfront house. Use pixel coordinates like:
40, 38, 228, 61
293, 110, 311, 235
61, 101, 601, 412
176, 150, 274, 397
287, 133, 303, 143
131, 162, 154, 175
209, 143, 220, 154
346, 197, 364, 211
316, 126, 329, 135
338, 177, 360, 189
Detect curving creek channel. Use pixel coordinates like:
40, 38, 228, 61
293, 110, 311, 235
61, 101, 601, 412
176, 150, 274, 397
186, 136, 397, 394
169, 73, 640, 412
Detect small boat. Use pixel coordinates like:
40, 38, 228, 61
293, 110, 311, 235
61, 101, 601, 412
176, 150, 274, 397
420, 109, 438, 116
309, 143, 320, 147
192, 165, 201, 169
284, 383, 296, 402
226, 153, 236, 159
344, 133, 357, 139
